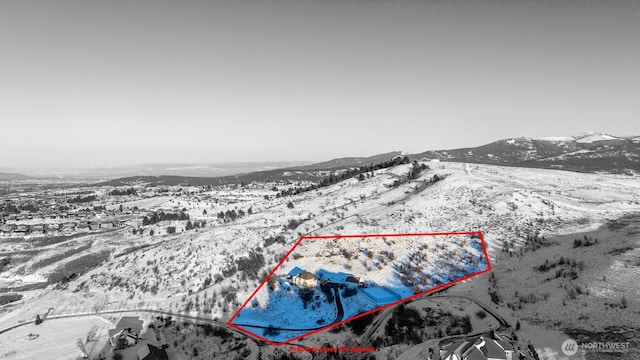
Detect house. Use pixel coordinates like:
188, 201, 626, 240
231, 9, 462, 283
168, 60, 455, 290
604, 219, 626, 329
109, 328, 138, 349
137, 344, 168, 360
31, 224, 45, 234
108, 316, 143, 349
287, 266, 305, 278
344, 275, 364, 289
440, 332, 518, 360
291, 271, 319, 288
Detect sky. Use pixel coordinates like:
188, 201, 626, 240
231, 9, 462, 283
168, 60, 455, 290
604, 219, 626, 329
1, 0, 639, 169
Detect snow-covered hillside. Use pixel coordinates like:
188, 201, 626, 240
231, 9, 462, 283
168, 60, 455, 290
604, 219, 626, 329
1, 161, 639, 334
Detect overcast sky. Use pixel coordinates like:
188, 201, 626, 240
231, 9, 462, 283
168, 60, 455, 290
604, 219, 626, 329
1, 0, 639, 169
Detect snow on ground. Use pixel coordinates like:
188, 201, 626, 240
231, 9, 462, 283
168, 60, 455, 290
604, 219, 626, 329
2, 161, 640, 346
279, 234, 488, 296
230, 232, 489, 342
233, 278, 334, 329
575, 132, 617, 143
536, 136, 575, 142
0, 316, 112, 360
340, 292, 378, 319
105, 196, 173, 211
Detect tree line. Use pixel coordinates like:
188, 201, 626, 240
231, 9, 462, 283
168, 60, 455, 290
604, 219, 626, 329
108, 187, 137, 196
217, 207, 252, 222
142, 210, 190, 225
276, 156, 413, 198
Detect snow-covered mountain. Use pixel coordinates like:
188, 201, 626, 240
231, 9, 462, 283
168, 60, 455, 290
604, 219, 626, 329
415, 132, 640, 174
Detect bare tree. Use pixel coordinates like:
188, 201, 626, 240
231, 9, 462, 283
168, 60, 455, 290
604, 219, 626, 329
86, 326, 98, 342
76, 338, 88, 358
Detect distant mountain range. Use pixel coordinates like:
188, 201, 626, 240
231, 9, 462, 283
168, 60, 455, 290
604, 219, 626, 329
415, 132, 640, 174
0, 172, 32, 181
0, 162, 311, 181
3, 132, 638, 185
95, 152, 407, 187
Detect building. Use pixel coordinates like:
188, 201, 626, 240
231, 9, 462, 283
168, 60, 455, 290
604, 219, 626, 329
291, 271, 319, 288
287, 266, 305, 278
440, 332, 527, 360
109, 328, 138, 349
359, 286, 400, 305
344, 275, 365, 289
108, 316, 143, 349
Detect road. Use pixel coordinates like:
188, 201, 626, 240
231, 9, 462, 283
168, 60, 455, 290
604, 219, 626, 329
333, 287, 344, 323
359, 292, 511, 343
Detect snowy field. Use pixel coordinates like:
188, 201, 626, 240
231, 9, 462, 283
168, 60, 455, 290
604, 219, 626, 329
0, 316, 112, 360
279, 234, 489, 296
231, 233, 488, 343
233, 278, 334, 329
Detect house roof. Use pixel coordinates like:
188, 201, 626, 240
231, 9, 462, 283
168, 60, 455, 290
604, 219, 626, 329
442, 340, 466, 355
114, 316, 143, 334
494, 338, 514, 351
109, 328, 137, 341
465, 347, 487, 360
288, 266, 305, 277
137, 344, 168, 360
299, 271, 318, 280
481, 338, 507, 359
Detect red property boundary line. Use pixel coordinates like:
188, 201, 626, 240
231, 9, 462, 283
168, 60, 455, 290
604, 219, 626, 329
227, 231, 492, 346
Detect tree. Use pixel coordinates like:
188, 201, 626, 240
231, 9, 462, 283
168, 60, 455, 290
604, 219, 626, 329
193, 347, 199, 357
185, 221, 193, 231
202, 209, 207, 216
149, 229, 155, 236
76, 338, 87, 358
142, 216, 150, 226
287, 201, 294, 209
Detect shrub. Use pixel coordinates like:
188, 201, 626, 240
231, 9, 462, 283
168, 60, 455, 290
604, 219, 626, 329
47, 251, 111, 284
343, 287, 357, 298
299, 288, 314, 308
264, 234, 286, 247
0, 294, 22, 306
235, 251, 265, 281
264, 325, 279, 337
286, 219, 302, 230
346, 313, 375, 336
30, 242, 93, 270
